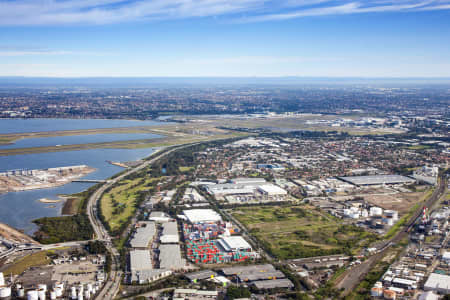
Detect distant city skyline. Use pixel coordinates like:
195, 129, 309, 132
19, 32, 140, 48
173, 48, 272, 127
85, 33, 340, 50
1, 0, 450, 77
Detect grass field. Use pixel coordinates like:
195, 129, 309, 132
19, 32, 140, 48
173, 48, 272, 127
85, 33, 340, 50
100, 177, 160, 232
3, 251, 52, 275
232, 205, 378, 259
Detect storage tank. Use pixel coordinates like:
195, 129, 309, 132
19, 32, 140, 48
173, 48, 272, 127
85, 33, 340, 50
84, 290, 90, 299
54, 287, 63, 297
370, 206, 383, 216
49, 291, 56, 300
53, 282, 64, 290
0, 287, 11, 298
38, 288, 46, 300
71, 287, 77, 299
27, 290, 39, 300
0, 273, 4, 286
18, 288, 25, 298
38, 284, 47, 292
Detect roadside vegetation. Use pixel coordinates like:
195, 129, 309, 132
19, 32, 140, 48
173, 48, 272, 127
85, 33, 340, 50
32, 186, 98, 244
33, 215, 93, 244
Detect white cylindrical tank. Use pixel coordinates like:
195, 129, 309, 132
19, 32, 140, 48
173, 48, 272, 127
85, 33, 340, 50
84, 290, 90, 299
0, 273, 4, 286
18, 288, 25, 297
27, 290, 39, 300
38, 288, 46, 300
50, 291, 56, 300
38, 284, 47, 292
87, 284, 92, 292
370, 206, 383, 216
77, 293, 83, 300
71, 287, 77, 299
54, 282, 64, 290
0, 287, 12, 298
54, 287, 63, 297
53, 281, 64, 289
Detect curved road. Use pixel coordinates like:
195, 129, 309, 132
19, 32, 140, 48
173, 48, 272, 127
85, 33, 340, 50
87, 144, 199, 300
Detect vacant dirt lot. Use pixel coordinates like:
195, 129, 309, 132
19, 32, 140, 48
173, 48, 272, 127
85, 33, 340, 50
364, 191, 427, 214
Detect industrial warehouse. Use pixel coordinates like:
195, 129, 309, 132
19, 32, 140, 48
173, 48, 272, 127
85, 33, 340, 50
182, 209, 258, 264
201, 178, 289, 203
337, 175, 416, 186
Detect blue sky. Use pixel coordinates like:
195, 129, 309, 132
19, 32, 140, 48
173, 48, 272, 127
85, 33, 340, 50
1, 0, 450, 77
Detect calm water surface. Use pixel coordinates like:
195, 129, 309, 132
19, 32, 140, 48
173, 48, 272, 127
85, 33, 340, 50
0, 133, 161, 149
0, 119, 164, 234
0, 118, 164, 134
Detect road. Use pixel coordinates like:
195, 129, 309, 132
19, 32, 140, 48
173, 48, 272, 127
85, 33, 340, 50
0, 240, 91, 259
87, 144, 199, 300
335, 175, 447, 295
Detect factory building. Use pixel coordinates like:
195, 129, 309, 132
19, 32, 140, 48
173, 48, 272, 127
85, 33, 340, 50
217, 236, 252, 253
129, 250, 171, 284
230, 178, 267, 185
160, 221, 179, 244
338, 175, 416, 186
424, 273, 450, 294
183, 209, 222, 224
129, 222, 156, 249
149, 211, 171, 223
257, 184, 288, 200
159, 244, 186, 271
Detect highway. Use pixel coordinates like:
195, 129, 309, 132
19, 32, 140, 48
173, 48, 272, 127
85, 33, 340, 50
0, 240, 91, 259
86, 144, 199, 300
335, 175, 448, 295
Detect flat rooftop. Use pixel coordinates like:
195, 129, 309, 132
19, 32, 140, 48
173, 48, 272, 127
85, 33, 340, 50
221, 264, 276, 276
185, 270, 217, 281
130, 250, 153, 272
218, 236, 252, 252
183, 209, 222, 223
130, 222, 156, 248
338, 175, 415, 186
253, 278, 294, 289
159, 244, 185, 270
258, 184, 288, 195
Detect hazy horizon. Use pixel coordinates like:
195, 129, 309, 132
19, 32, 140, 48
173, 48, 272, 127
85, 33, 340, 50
1, 1, 450, 78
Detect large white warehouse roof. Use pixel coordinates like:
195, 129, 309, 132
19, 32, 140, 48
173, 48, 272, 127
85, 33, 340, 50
183, 209, 222, 223
218, 236, 252, 252
258, 184, 288, 195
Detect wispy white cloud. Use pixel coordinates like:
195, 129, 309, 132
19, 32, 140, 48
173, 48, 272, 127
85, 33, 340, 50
0, 47, 111, 56
0, 0, 450, 25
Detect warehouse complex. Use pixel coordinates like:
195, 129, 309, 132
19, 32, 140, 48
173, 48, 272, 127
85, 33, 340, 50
201, 178, 289, 203
338, 175, 416, 186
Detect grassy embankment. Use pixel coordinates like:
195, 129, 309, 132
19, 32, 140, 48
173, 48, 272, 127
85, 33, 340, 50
232, 205, 378, 259
2, 251, 53, 275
